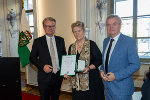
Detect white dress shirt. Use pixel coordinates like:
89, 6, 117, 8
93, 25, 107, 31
46, 35, 60, 71
104, 33, 120, 69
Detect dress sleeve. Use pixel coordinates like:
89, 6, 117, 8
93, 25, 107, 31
90, 40, 102, 68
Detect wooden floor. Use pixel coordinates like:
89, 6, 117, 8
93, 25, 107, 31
21, 72, 72, 100
21, 72, 141, 100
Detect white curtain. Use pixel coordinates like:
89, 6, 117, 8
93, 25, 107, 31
76, 0, 111, 51
0, 0, 21, 57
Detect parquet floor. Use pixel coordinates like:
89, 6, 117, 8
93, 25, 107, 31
21, 72, 141, 100
21, 72, 72, 100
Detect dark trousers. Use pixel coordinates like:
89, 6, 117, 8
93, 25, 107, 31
38, 71, 63, 100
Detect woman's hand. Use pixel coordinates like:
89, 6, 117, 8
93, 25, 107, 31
83, 64, 96, 74
63, 74, 68, 80
83, 67, 90, 74
89, 64, 96, 70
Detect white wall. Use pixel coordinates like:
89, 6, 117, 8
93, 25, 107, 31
36, 0, 76, 50
26, 0, 77, 86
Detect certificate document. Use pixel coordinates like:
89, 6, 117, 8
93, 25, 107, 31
60, 55, 76, 76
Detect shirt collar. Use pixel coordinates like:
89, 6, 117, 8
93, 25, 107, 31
111, 33, 120, 42
46, 35, 55, 40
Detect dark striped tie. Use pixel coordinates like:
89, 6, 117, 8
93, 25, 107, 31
105, 39, 114, 73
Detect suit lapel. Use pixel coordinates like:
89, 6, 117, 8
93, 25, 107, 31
42, 35, 51, 60
103, 38, 110, 55
102, 38, 110, 66
109, 34, 123, 64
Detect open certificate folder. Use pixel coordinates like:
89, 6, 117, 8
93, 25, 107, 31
60, 55, 76, 76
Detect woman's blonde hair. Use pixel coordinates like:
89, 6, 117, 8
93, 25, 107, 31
71, 21, 85, 32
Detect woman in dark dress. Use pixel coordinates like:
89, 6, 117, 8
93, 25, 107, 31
141, 67, 150, 100
64, 21, 104, 100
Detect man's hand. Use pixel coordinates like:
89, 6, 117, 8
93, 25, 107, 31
100, 71, 116, 81
106, 72, 116, 81
100, 70, 109, 81
43, 64, 53, 73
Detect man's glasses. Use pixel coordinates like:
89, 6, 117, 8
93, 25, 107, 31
44, 25, 55, 28
106, 23, 121, 27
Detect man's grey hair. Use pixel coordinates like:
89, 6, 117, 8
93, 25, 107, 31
42, 17, 56, 26
106, 14, 122, 24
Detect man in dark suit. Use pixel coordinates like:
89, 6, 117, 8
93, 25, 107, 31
30, 17, 66, 100
100, 15, 140, 100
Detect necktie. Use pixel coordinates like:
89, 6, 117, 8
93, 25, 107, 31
105, 39, 114, 73
50, 38, 57, 73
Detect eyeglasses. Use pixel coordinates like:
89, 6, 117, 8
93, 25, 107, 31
44, 25, 55, 28
106, 23, 121, 27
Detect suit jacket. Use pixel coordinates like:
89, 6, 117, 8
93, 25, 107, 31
30, 35, 66, 83
141, 79, 150, 100
101, 33, 140, 95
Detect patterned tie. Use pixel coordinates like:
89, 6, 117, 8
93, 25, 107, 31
50, 38, 57, 73
105, 39, 114, 73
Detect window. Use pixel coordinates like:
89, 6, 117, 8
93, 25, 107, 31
114, 0, 150, 59
24, 0, 34, 33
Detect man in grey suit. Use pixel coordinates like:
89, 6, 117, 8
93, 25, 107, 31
100, 15, 140, 100
30, 17, 66, 100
